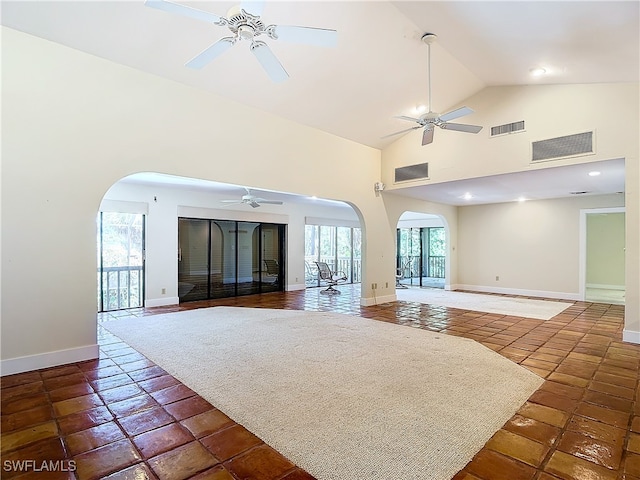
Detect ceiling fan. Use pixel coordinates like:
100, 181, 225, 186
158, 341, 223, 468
383, 33, 483, 146
221, 188, 284, 208
144, 0, 337, 82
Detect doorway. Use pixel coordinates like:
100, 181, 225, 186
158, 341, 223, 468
97, 212, 145, 311
580, 207, 625, 304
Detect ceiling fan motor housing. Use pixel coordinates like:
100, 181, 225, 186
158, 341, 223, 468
226, 6, 265, 39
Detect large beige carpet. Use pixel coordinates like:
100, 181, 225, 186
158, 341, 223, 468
103, 307, 543, 480
397, 287, 573, 320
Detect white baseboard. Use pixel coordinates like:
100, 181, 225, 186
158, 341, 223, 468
1, 344, 99, 376
623, 330, 640, 345
586, 283, 625, 291
286, 283, 307, 291
145, 297, 180, 307
360, 293, 397, 306
452, 284, 580, 302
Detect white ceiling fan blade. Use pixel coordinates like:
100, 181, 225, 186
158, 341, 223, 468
441, 123, 483, 134
240, 0, 265, 16
256, 200, 284, 205
249, 201, 261, 208
381, 126, 421, 139
438, 106, 474, 122
394, 115, 422, 124
144, 0, 222, 24
185, 37, 235, 69
250, 41, 289, 82
273, 26, 338, 47
422, 127, 434, 145
221, 200, 243, 203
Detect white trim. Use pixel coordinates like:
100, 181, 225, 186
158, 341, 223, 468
145, 297, 179, 307
453, 284, 579, 301
623, 330, 640, 345
286, 283, 307, 291
1, 344, 99, 376
360, 293, 397, 306
579, 206, 626, 301
586, 283, 625, 291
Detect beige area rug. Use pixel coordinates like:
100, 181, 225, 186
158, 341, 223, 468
103, 307, 543, 480
396, 287, 573, 320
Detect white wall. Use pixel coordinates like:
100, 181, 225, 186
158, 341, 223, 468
456, 194, 625, 299
382, 82, 640, 344
1, 28, 396, 375
2, 27, 639, 374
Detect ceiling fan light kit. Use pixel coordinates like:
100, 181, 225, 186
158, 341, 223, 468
382, 32, 483, 146
144, 0, 338, 82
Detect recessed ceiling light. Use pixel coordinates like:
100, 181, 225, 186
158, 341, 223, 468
517, 196, 527, 202
462, 193, 473, 200
588, 171, 601, 176
529, 67, 546, 77
309, 196, 318, 200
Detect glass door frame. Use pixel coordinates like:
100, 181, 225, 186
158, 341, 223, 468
97, 211, 146, 312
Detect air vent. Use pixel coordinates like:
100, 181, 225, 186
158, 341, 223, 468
532, 131, 594, 162
491, 120, 525, 137
395, 163, 429, 183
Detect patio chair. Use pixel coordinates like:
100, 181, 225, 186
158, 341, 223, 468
315, 261, 347, 295
263, 259, 280, 283
305, 261, 318, 286
395, 258, 413, 289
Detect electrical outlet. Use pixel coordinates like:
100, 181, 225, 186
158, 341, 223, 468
495, 276, 499, 281
385, 282, 388, 288
161, 288, 166, 294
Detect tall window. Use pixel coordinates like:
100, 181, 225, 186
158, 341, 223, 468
97, 212, 145, 311
305, 224, 361, 286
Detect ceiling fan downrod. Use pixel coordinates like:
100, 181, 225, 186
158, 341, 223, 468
421, 33, 437, 114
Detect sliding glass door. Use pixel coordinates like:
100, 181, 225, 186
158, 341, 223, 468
397, 227, 445, 288
97, 212, 145, 311
179, 218, 284, 302
305, 224, 361, 287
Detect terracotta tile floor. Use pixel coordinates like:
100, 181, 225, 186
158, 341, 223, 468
1, 285, 636, 480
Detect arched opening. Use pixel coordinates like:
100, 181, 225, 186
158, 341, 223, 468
98, 172, 364, 312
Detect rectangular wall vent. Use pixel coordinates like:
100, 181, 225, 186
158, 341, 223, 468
395, 163, 429, 183
532, 131, 594, 162
491, 120, 525, 137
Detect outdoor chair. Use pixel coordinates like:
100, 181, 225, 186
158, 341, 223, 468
315, 261, 347, 295
395, 258, 413, 289
263, 259, 280, 284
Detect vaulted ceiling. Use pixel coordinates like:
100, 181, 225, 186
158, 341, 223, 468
2, 1, 637, 205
